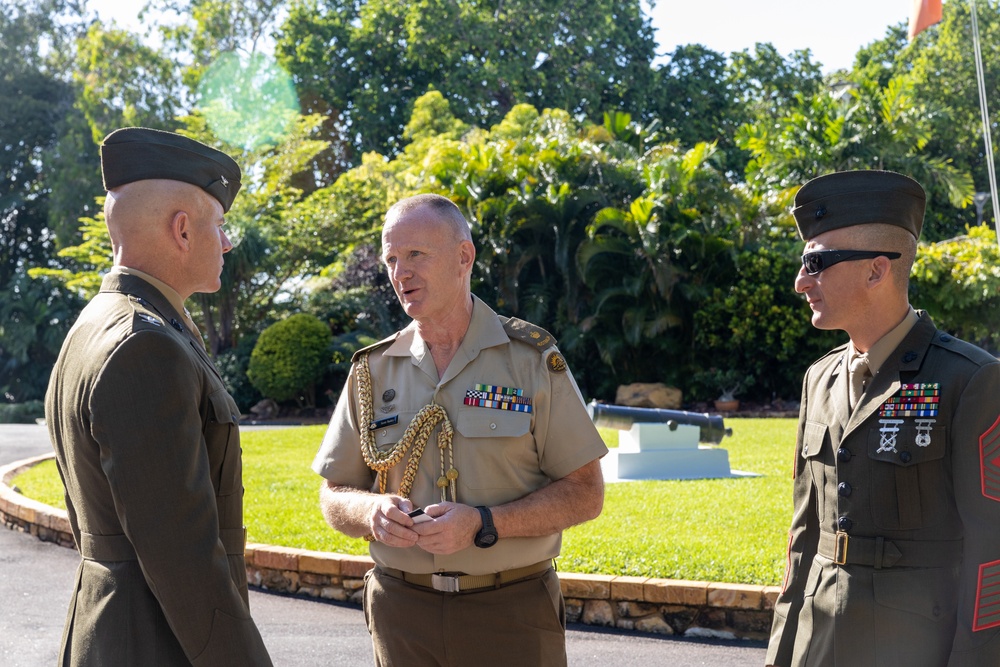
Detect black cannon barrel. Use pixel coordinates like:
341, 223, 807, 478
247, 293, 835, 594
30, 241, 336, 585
586, 400, 732, 444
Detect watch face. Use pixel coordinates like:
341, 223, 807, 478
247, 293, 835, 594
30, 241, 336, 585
481, 533, 496, 546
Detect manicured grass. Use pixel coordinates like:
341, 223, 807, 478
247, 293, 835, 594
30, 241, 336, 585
13, 418, 795, 585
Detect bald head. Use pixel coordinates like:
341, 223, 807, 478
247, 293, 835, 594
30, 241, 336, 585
105, 179, 229, 298
105, 179, 214, 250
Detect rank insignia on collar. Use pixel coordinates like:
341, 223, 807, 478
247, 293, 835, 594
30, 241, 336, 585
137, 313, 163, 326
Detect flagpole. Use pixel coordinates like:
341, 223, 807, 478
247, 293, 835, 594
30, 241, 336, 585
969, 0, 1000, 246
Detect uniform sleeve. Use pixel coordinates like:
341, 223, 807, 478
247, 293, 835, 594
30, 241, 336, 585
766, 372, 819, 667
311, 365, 377, 489
89, 332, 271, 666
948, 361, 1000, 664
533, 348, 608, 481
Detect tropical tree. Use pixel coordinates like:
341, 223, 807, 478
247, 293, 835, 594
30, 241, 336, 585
276, 0, 657, 163
575, 141, 744, 394
736, 72, 974, 240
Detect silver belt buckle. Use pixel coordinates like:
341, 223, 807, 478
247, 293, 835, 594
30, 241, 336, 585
431, 573, 461, 593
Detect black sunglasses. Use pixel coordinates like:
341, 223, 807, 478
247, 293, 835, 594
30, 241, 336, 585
801, 249, 902, 276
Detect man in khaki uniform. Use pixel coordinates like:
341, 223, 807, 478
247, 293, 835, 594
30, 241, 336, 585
45, 128, 273, 666
312, 193, 607, 666
766, 170, 1000, 666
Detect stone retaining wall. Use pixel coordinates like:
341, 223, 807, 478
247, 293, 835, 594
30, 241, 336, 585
1, 455, 778, 641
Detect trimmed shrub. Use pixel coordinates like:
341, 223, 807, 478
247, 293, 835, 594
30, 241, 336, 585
247, 314, 333, 407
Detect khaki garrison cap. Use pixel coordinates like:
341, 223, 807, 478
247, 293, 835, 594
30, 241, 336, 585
100, 127, 242, 213
792, 170, 926, 241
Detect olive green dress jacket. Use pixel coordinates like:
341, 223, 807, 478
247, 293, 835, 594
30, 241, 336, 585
767, 312, 1000, 666
45, 271, 272, 666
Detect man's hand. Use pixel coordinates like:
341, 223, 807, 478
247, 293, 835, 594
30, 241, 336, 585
411, 502, 480, 554
367, 496, 420, 547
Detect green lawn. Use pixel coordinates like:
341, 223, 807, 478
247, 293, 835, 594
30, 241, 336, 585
14, 418, 795, 585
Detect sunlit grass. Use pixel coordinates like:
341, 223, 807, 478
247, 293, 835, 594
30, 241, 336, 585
14, 419, 795, 585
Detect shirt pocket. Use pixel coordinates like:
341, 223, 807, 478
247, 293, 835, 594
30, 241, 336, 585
801, 420, 833, 519
454, 408, 535, 491
867, 419, 948, 530
206, 389, 241, 497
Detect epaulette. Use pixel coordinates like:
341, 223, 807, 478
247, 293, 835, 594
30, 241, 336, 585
127, 294, 187, 334
499, 315, 568, 373
930, 329, 998, 366
350, 332, 400, 363
499, 315, 557, 353
127, 295, 168, 331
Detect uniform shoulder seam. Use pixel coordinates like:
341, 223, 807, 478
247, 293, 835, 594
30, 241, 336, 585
350, 333, 398, 362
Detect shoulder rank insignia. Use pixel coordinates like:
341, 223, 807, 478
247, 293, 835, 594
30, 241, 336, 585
546, 351, 567, 373
499, 315, 557, 352
980, 415, 1000, 502
137, 313, 163, 327
974, 559, 1000, 631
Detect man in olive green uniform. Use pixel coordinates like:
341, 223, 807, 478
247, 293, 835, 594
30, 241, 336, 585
45, 128, 273, 666
767, 170, 1000, 666
312, 194, 607, 666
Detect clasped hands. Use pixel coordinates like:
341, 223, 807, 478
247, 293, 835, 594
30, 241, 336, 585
368, 496, 481, 554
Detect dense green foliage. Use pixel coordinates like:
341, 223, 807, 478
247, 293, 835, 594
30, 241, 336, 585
5, 0, 1000, 412
15, 419, 796, 584
248, 313, 333, 406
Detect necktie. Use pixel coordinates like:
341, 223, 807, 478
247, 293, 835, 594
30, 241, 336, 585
848, 352, 871, 409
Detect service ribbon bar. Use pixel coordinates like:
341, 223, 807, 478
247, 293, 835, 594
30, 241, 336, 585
880, 408, 940, 417
463, 385, 531, 412
883, 396, 940, 405
466, 389, 532, 405
475, 383, 524, 397
880, 382, 941, 418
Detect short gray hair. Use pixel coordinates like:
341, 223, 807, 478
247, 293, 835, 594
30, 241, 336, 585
385, 194, 472, 242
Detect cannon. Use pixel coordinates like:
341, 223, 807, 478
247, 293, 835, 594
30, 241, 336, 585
586, 401, 732, 445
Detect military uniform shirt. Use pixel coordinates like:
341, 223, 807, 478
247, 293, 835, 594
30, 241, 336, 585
312, 295, 608, 576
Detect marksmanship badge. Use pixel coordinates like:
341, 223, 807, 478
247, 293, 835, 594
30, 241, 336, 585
877, 419, 905, 454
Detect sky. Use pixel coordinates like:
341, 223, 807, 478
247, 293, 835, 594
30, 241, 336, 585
83, 0, 913, 73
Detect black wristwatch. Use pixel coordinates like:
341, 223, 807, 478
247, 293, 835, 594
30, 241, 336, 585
474, 505, 498, 548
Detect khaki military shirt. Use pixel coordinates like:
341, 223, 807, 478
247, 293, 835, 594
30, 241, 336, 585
313, 296, 607, 575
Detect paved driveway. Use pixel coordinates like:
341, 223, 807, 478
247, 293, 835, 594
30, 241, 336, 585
0, 423, 767, 666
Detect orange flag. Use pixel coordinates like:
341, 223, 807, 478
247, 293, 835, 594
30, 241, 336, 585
909, 0, 943, 39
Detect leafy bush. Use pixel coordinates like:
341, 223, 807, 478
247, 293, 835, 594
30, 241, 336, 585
247, 314, 333, 407
693, 242, 842, 402
0, 400, 45, 424
910, 225, 1000, 353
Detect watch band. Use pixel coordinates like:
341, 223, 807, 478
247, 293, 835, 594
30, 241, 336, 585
474, 505, 498, 548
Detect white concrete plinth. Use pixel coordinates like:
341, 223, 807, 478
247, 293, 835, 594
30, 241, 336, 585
602, 421, 738, 481
613, 446, 732, 480
620, 423, 699, 450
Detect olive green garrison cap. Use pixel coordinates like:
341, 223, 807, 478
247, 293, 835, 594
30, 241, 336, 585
100, 127, 242, 213
792, 170, 925, 241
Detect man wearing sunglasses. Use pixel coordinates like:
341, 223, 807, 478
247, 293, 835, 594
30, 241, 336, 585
766, 170, 1000, 666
